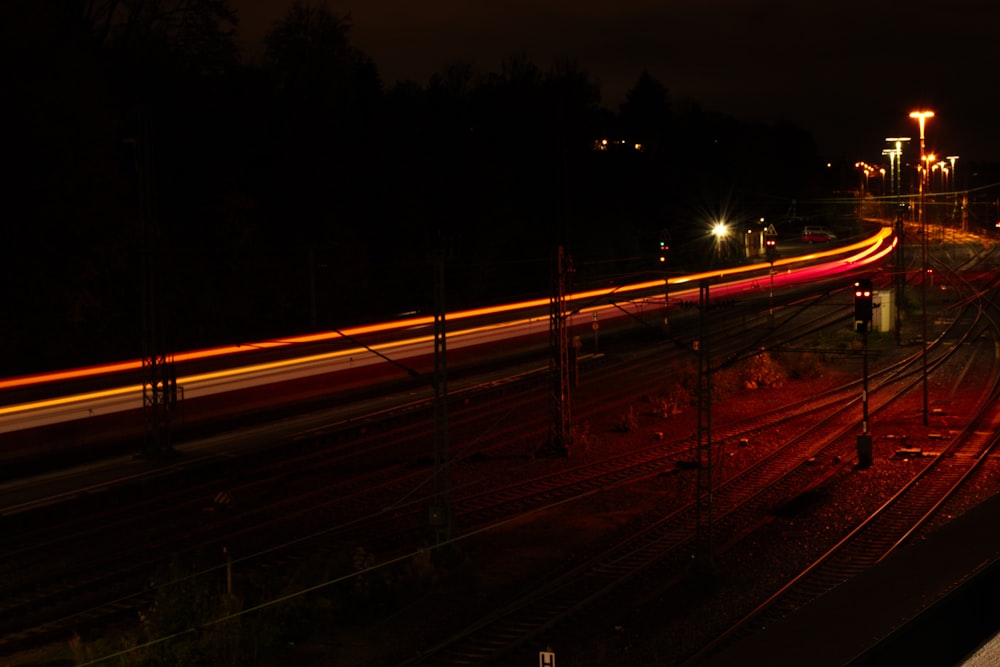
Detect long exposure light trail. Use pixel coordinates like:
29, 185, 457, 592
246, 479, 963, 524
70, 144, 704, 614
0, 227, 894, 433
0, 314, 554, 431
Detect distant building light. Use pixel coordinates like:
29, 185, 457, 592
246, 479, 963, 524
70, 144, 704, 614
593, 137, 641, 152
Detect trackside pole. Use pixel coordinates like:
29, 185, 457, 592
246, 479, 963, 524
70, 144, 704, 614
854, 279, 873, 468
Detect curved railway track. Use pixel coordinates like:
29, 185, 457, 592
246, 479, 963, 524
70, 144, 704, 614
0, 238, 996, 664
0, 288, 857, 657
683, 243, 1000, 664
389, 242, 1000, 666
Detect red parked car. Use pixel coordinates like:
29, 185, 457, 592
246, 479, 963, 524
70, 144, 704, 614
801, 226, 836, 243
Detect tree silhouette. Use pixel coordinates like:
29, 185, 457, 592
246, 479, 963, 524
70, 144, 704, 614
82, 0, 239, 71
0, 2, 829, 375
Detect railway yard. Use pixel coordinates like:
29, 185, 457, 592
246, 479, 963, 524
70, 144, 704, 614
328, 324, 1000, 666
4, 236, 1000, 666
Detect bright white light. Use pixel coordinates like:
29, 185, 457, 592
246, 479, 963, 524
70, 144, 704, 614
712, 222, 728, 238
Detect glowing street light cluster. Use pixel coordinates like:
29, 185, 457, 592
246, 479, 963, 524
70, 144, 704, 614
854, 161, 885, 197
904, 110, 960, 196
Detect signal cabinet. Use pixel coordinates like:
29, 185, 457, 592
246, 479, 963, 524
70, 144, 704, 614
873, 289, 893, 333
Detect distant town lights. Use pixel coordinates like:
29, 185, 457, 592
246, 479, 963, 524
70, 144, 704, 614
592, 137, 644, 152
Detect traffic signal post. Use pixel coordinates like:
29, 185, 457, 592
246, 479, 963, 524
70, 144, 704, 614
765, 232, 777, 319
658, 232, 671, 332
854, 279, 873, 468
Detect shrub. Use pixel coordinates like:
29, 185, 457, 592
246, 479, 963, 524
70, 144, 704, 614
782, 350, 824, 380
739, 350, 785, 389
613, 406, 638, 432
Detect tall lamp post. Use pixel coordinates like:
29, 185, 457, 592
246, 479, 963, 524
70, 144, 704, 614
936, 161, 949, 192
855, 162, 874, 218
909, 109, 934, 426
946, 155, 959, 190
946, 155, 960, 229
712, 221, 728, 264
885, 137, 910, 197
886, 137, 910, 346
922, 153, 936, 237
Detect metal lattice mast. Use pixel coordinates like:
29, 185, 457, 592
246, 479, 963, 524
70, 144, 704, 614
135, 107, 176, 459
545, 245, 571, 457
429, 249, 452, 548
695, 279, 713, 568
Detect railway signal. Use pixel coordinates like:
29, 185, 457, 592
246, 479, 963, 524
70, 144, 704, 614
765, 234, 777, 262
658, 229, 672, 332
854, 279, 873, 332
853, 278, 873, 467
764, 224, 778, 320
657, 228, 671, 265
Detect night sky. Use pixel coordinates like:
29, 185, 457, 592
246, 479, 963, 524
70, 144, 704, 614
235, 0, 1000, 163
4, 0, 998, 375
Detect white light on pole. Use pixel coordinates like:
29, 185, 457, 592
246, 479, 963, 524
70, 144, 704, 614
886, 136, 910, 348
946, 155, 959, 190
885, 137, 910, 196
712, 221, 728, 263
909, 109, 934, 427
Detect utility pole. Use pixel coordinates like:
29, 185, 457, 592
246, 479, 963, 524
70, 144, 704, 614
429, 242, 452, 550
764, 225, 777, 321
910, 111, 933, 426
886, 137, 909, 348
695, 279, 713, 570
854, 279, 874, 468
134, 106, 177, 460
894, 204, 905, 347
658, 229, 671, 333
543, 245, 572, 457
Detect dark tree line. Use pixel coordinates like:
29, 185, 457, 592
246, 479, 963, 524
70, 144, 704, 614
2, 0, 829, 375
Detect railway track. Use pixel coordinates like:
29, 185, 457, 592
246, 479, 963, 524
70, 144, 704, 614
685, 262, 1000, 663
386, 243, 1000, 665
0, 239, 995, 664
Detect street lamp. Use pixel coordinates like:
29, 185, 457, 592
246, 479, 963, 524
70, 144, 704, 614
922, 153, 937, 192
909, 111, 934, 159
712, 221, 728, 262
910, 111, 935, 206
882, 149, 895, 185
886, 137, 910, 347
935, 161, 949, 191
856, 161, 876, 218
909, 109, 934, 426
885, 137, 910, 197
933, 162, 950, 242
947, 155, 960, 228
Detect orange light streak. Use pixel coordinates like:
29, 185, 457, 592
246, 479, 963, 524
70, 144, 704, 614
0, 228, 892, 395
0, 318, 539, 417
